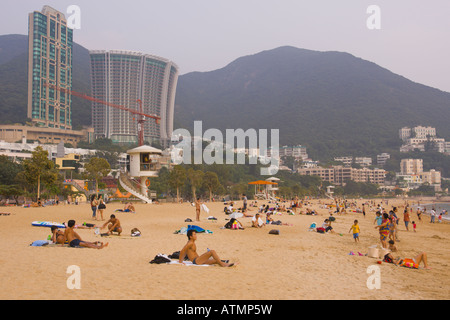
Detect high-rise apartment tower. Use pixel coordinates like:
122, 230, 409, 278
27, 6, 73, 129
89, 50, 179, 145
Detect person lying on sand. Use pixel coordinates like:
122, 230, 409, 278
64, 220, 108, 249
50, 226, 66, 244
179, 230, 234, 267
383, 251, 431, 270
101, 214, 122, 236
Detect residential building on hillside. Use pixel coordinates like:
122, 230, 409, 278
377, 153, 390, 166
89, 50, 179, 145
334, 156, 353, 166
297, 166, 385, 186
354, 157, 372, 167
400, 159, 423, 175
399, 126, 436, 141
268, 145, 308, 160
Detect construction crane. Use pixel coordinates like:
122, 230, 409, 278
43, 82, 161, 146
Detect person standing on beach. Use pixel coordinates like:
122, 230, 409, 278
90, 195, 98, 220
242, 194, 248, 212
195, 197, 202, 221
97, 195, 106, 221
375, 213, 390, 249
404, 207, 410, 231
374, 212, 382, 226
430, 208, 436, 223
349, 220, 360, 243
416, 207, 422, 222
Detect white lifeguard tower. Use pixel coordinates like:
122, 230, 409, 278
119, 145, 162, 203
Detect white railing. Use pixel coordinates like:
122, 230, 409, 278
118, 171, 152, 204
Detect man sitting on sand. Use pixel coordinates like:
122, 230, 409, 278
64, 220, 108, 249
179, 230, 234, 267
252, 213, 265, 228
101, 214, 122, 236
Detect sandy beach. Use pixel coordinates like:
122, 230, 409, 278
0, 198, 449, 300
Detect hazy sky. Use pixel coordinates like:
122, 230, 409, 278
1, 0, 450, 92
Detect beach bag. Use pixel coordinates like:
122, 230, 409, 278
224, 218, 236, 229
149, 254, 171, 264
131, 228, 141, 237
316, 227, 325, 233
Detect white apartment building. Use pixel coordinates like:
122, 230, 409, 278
354, 157, 372, 167
334, 156, 353, 166
377, 153, 390, 166
399, 126, 436, 141
297, 165, 385, 186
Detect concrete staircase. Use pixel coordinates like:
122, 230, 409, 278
118, 171, 152, 204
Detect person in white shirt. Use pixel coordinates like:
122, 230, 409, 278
430, 208, 436, 223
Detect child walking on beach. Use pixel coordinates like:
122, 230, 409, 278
349, 220, 360, 243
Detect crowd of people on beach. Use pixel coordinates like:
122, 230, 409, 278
26, 188, 447, 269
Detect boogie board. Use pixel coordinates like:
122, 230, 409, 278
32, 221, 66, 228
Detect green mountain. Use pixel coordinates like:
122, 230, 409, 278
174, 46, 450, 161
1, 36, 449, 161
0, 34, 92, 129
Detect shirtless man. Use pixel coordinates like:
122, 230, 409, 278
179, 230, 234, 267
195, 197, 201, 221
101, 214, 122, 235
64, 220, 107, 249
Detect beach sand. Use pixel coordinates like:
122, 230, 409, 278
0, 198, 449, 300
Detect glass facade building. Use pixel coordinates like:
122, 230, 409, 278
27, 6, 73, 129
89, 50, 179, 145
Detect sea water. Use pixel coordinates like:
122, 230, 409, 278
412, 202, 450, 221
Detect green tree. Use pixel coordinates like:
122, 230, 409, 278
203, 171, 221, 202
0, 155, 23, 185
169, 165, 186, 202
84, 157, 111, 195
187, 168, 204, 200
22, 146, 58, 199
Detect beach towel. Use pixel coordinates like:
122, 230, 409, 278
174, 226, 213, 235
169, 260, 212, 267
201, 204, 210, 214
30, 240, 51, 247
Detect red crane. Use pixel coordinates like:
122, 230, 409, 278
43, 82, 161, 146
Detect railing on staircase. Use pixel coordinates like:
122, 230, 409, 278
118, 171, 153, 204
63, 179, 95, 198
